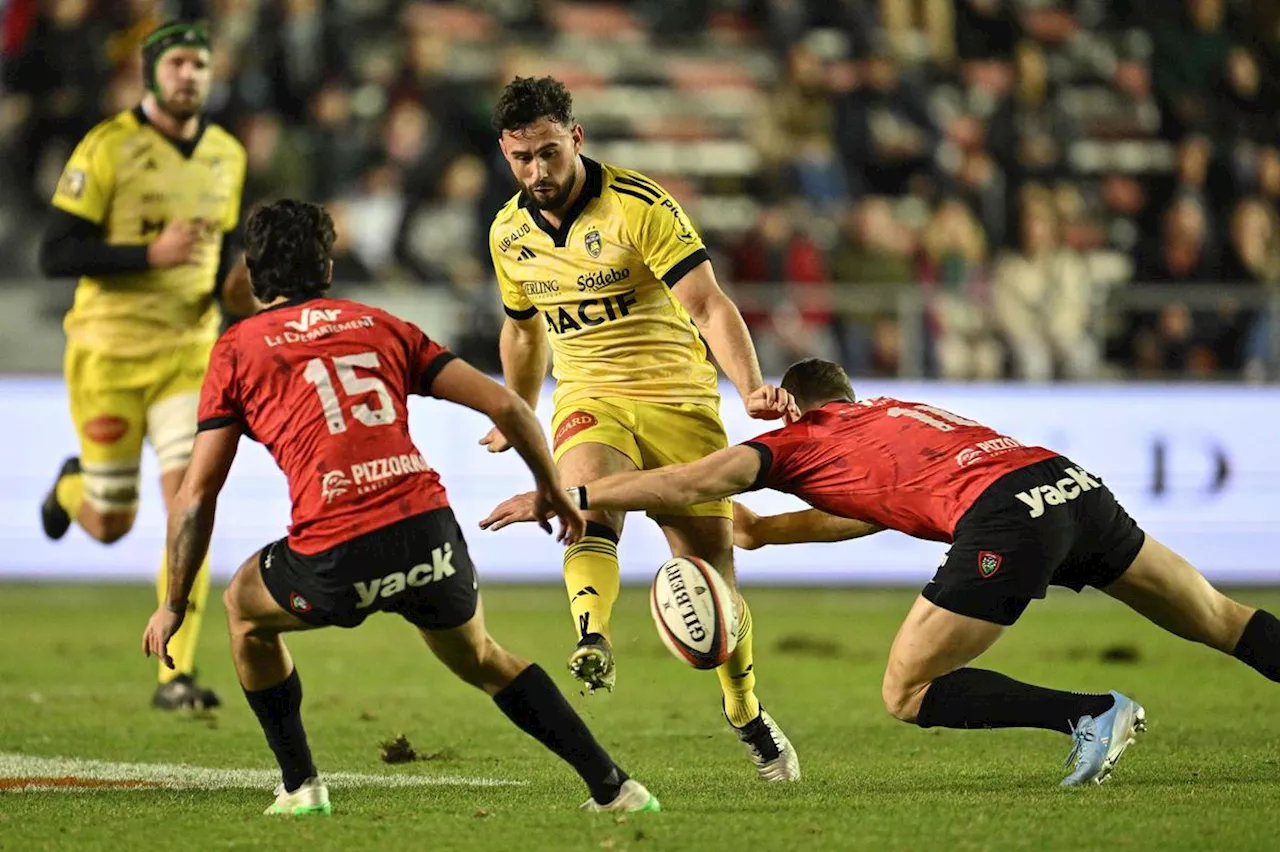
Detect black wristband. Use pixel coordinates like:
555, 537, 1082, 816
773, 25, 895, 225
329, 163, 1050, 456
165, 600, 188, 614
566, 485, 588, 510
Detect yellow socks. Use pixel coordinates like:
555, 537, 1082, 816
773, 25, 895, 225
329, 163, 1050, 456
718, 594, 761, 727
55, 472, 84, 520
563, 523, 621, 642
156, 553, 211, 683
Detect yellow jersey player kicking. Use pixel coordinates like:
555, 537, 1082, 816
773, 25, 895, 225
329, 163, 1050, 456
484, 76, 800, 781
37, 21, 251, 711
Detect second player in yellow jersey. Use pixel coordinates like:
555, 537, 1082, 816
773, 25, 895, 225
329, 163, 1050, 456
484, 76, 801, 782
38, 21, 250, 711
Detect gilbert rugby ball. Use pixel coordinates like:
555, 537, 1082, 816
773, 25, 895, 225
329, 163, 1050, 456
650, 556, 738, 669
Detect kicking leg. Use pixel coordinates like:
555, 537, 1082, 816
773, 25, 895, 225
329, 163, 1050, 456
658, 513, 799, 782
887, 594, 1144, 786
223, 551, 329, 815
556, 439, 637, 693
419, 602, 659, 812
1102, 535, 1280, 681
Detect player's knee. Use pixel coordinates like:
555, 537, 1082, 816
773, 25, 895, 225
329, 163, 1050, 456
881, 675, 923, 723
82, 510, 135, 544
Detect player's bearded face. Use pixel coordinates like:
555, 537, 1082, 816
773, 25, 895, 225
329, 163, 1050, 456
501, 119, 584, 213
155, 47, 212, 120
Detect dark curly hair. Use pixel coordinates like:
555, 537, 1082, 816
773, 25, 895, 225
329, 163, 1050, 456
492, 76, 574, 133
243, 199, 335, 303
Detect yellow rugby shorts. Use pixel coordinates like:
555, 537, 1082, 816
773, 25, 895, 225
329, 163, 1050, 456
550, 396, 732, 520
64, 338, 213, 511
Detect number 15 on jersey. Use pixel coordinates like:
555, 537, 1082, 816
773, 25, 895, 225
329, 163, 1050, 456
302, 352, 396, 435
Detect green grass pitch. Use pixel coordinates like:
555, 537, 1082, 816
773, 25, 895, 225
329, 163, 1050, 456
1, 583, 1277, 851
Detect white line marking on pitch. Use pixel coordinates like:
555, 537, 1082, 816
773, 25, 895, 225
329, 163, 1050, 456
0, 752, 525, 792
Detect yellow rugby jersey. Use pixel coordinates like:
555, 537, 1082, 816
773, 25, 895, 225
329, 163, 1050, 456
490, 157, 719, 408
52, 107, 247, 357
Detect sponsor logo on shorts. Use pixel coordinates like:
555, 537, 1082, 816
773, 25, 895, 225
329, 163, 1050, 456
978, 551, 1002, 578
289, 592, 312, 613
353, 543, 457, 609
554, 411, 598, 449
1014, 467, 1102, 518
84, 415, 129, 444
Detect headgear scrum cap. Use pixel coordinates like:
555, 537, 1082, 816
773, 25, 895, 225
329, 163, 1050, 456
141, 21, 211, 94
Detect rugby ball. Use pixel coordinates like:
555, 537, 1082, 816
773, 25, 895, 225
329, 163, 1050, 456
649, 556, 738, 669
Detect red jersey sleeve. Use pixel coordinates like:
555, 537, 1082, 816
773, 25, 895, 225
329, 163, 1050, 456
405, 321, 457, 397
197, 333, 243, 432
740, 425, 803, 491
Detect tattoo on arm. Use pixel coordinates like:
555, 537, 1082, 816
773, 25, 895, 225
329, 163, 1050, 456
167, 499, 214, 605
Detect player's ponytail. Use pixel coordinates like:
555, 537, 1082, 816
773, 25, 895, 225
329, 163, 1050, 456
243, 200, 336, 304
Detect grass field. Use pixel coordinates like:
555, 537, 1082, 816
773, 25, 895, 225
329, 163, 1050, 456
1, 583, 1278, 851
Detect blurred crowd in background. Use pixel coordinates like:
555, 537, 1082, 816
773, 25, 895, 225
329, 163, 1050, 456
2, 0, 1280, 380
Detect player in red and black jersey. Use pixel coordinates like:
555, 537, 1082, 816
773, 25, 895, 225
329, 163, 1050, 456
141, 200, 659, 816
484, 358, 1280, 787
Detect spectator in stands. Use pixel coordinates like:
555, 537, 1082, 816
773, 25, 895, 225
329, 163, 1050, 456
829, 197, 919, 376
1217, 47, 1277, 147
992, 192, 1097, 381
3, 0, 109, 209
240, 111, 311, 205
323, 199, 375, 285
917, 198, 1002, 379
306, 81, 373, 202
1131, 196, 1219, 376
342, 160, 406, 279
728, 206, 839, 375
397, 154, 489, 292
834, 46, 940, 196
1152, 0, 1230, 138
1221, 199, 1280, 378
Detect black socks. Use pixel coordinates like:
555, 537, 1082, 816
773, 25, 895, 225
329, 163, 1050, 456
915, 668, 1115, 735
244, 668, 316, 793
493, 664, 627, 804
1232, 609, 1280, 682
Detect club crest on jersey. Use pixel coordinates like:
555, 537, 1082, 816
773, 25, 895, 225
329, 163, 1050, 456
584, 228, 602, 258
289, 592, 312, 613
978, 551, 1002, 578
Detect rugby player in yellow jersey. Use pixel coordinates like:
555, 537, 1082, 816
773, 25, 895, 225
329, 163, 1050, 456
482, 76, 800, 781
36, 21, 251, 711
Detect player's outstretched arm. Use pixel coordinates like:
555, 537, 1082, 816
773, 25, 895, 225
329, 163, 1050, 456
731, 502, 885, 551
481, 445, 763, 531
671, 263, 798, 421
431, 357, 582, 543
480, 315, 549, 453
143, 424, 240, 669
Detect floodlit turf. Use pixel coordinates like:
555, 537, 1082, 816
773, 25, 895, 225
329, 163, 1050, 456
1, 583, 1277, 851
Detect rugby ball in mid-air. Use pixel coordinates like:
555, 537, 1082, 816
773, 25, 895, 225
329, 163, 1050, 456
650, 556, 738, 669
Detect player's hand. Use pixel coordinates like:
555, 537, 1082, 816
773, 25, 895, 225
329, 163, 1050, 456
732, 501, 764, 550
480, 490, 541, 531
479, 426, 512, 453
147, 219, 201, 268
141, 605, 186, 670
745, 384, 801, 422
481, 489, 583, 544
533, 487, 584, 545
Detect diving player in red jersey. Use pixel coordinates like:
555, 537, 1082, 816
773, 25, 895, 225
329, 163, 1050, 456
483, 358, 1280, 788
141, 200, 659, 817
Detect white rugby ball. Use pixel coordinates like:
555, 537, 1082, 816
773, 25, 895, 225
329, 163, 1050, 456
649, 556, 738, 670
